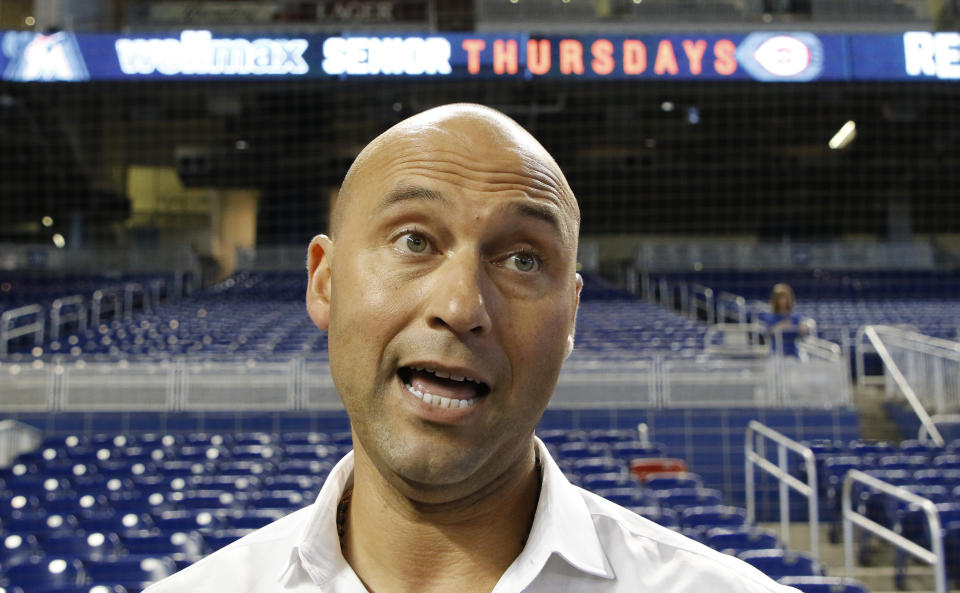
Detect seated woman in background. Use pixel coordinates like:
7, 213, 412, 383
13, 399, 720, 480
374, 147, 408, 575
757, 283, 811, 356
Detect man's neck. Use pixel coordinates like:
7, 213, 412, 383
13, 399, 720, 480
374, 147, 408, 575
340, 442, 540, 593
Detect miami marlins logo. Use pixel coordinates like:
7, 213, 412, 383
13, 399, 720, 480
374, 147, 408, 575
2, 31, 90, 81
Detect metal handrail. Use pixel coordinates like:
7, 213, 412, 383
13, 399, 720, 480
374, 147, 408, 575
717, 291, 747, 324
50, 294, 87, 341
690, 283, 715, 324
797, 336, 843, 362
704, 323, 769, 357
842, 469, 946, 593
863, 325, 945, 446
0, 304, 44, 356
919, 414, 960, 443
745, 420, 819, 558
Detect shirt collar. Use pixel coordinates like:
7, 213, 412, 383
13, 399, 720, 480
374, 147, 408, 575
522, 438, 615, 581
279, 449, 356, 586
278, 438, 615, 587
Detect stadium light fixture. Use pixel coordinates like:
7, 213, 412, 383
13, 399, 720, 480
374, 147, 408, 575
829, 120, 857, 150
661, 101, 675, 112
52, 233, 66, 248
41, 216, 53, 227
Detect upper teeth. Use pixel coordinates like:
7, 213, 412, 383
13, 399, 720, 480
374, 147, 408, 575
411, 366, 482, 385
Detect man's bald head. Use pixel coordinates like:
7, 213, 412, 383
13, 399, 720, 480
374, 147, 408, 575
330, 103, 579, 242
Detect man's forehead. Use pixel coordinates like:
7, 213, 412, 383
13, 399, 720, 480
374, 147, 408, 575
337, 104, 580, 236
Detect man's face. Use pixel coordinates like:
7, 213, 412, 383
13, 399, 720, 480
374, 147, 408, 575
307, 111, 581, 500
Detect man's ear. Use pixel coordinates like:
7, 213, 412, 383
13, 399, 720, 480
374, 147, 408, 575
306, 234, 334, 331
564, 272, 583, 360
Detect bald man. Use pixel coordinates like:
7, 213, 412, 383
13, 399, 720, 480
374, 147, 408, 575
145, 104, 799, 592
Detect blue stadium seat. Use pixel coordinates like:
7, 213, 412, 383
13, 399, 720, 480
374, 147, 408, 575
898, 439, 944, 457
778, 576, 870, 593
848, 440, 895, 460
876, 455, 928, 472
588, 429, 637, 444
581, 472, 632, 491
203, 529, 256, 552
77, 510, 152, 535
38, 532, 120, 560
5, 513, 79, 537
932, 454, 960, 470
655, 488, 723, 512
704, 527, 780, 556
571, 457, 622, 475
680, 505, 747, 532
557, 442, 607, 460
1, 533, 42, 566
249, 491, 309, 511
537, 429, 587, 445
611, 441, 666, 459
3, 557, 85, 589
84, 557, 177, 591
644, 472, 703, 491
738, 549, 824, 580
152, 510, 223, 533
227, 509, 288, 530
120, 531, 204, 562
912, 469, 960, 488
279, 444, 338, 461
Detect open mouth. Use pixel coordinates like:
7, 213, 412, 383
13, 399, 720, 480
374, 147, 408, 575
397, 366, 491, 409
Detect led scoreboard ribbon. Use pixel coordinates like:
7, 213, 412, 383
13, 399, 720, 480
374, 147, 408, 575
1, 29, 958, 82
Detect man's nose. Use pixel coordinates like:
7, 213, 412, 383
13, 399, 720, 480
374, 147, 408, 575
426, 254, 492, 337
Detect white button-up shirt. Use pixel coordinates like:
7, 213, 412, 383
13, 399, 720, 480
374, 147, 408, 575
144, 440, 799, 592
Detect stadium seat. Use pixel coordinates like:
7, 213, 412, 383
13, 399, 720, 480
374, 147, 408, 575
120, 531, 204, 562
581, 472, 632, 491
152, 510, 223, 533
572, 457, 623, 476
3, 558, 85, 589
1, 532, 42, 566
644, 472, 703, 491
932, 454, 960, 470
38, 532, 120, 560
654, 487, 723, 512
203, 529, 257, 552
777, 576, 870, 593
537, 429, 587, 445
630, 458, 687, 481
557, 442, 607, 460
611, 441, 667, 459
704, 527, 780, 556
588, 429, 637, 444
680, 505, 747, 532
738, 549, 825, 579
83, 557, 177, 590
227, 509, 288, 530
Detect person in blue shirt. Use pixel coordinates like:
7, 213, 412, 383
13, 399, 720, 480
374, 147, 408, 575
757, 283, 808, 356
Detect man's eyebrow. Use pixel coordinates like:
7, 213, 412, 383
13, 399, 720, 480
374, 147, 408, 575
507, 201, 565, 236
377, 186, 448, 211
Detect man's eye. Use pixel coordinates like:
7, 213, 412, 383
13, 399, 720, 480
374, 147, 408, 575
397, 232, 428, 254
505, 253, 540, 273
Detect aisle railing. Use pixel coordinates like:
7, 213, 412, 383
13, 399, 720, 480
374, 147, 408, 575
860, 325, 953, 446
745, 421, 820, 558
842, 469, 946, 593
